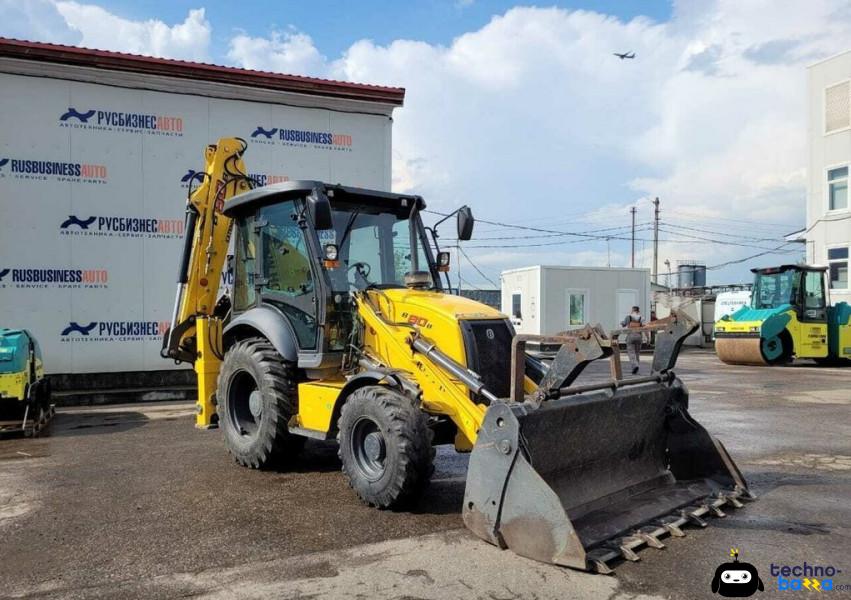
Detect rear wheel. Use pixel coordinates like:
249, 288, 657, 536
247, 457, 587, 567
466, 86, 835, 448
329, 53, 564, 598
217, 338, 304, 468
338, 385, 434, 508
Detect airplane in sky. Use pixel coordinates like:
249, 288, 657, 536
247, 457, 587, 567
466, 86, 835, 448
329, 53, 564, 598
613, 51, 636, 60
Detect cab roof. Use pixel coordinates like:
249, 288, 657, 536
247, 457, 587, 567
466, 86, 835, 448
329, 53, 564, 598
751, 264, 827, 274
223, 180, 425, 217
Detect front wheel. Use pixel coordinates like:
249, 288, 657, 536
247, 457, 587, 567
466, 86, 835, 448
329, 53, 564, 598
338, 385, 434, 508
217, 338, 304, 469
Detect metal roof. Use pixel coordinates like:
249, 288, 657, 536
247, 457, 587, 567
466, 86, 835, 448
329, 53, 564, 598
750, 264, 827, 273
223, 180, 424, 216
0, 38, 405, 106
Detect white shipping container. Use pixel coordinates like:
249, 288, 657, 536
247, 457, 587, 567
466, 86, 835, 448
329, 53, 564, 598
0, 40, 403, 377
501, 266, 652, 335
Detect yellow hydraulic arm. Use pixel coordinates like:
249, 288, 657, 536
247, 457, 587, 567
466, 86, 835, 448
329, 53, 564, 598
161, 137, 252, 428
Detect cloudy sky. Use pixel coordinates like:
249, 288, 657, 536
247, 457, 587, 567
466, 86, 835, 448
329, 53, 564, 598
3, 0, 847, 287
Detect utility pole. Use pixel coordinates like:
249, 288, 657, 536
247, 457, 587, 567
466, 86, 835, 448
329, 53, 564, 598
652, 197, 660, 284
630, 206, 636, 268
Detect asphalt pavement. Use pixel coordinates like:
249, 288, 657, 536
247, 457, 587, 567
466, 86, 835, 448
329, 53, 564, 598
1, 349, 849, 599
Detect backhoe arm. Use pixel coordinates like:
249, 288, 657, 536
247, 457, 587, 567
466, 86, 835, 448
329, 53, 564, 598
161, 137, 252, 427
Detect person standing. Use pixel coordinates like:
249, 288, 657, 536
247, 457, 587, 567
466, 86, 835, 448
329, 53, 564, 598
621, 306, 644, 374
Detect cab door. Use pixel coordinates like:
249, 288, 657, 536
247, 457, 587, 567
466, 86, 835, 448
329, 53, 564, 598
796, 270, 829, 358
257, 200, 320, 350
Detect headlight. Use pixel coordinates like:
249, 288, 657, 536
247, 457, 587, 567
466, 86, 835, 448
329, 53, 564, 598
436, 251, 450, 272
323, 243, 340, 269
749, 326, 760, 332
715, 326, 725, 333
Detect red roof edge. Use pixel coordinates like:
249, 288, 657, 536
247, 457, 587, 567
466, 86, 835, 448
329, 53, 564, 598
0, 38, 405, 106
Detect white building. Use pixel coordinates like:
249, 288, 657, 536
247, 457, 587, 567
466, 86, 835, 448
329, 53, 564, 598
807, 51, 851, 305
0, 39, 403, 385
500, 266, 651, 335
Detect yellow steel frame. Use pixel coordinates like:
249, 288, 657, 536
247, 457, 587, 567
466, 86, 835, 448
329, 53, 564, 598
172, 138, 250, 428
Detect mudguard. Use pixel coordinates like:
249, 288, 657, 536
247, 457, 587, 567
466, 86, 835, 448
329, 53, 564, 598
223, 305, 298, 362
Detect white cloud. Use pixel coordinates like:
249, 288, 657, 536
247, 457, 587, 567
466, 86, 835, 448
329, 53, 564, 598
0, 0, 78, 44
226, 29, 326, 76
53, 2, 211, 61
0, 1, 845, 284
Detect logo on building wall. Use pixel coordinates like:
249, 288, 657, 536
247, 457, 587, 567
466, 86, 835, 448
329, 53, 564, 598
0, 156, 107, 184
58, 106, 183, 137
59, 215, 183, 239
0, 267, 109, 289
249, 125, 352, 151
60, 320, 169, 342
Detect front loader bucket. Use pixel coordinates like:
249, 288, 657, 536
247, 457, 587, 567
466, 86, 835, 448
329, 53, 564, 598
462, 323, 751, 572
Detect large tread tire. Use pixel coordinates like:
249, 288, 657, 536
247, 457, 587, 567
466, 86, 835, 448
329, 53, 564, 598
337, 385, 435, 509
217, 337, 304, 469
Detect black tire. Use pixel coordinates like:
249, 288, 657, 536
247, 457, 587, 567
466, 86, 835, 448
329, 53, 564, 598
217, 337, 305, 469
337, 385, 434, 509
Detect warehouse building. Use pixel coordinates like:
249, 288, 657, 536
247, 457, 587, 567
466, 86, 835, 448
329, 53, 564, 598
0, 39, 404, 395
807, 51, 851, 305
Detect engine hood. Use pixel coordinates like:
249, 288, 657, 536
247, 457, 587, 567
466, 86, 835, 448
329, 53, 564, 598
367, 288, 504, 323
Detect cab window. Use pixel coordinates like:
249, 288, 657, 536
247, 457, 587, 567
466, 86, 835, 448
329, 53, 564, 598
259, 201, 318, 349
803, 271, 826, 309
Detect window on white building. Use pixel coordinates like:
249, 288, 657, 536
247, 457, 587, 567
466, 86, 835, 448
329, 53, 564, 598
825, 81, 850, 134
828, 247, 849, 290
567, 290, 587, 326
511, 293, 522, 318
828, 167, 848, 211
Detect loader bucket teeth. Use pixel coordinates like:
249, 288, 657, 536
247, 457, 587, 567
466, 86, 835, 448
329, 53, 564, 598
462, 344, 751, 571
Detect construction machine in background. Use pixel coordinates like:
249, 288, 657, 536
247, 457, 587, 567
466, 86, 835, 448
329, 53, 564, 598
0, 329, 53, 436
162, 137, 752, 572
715, 265, 851, 366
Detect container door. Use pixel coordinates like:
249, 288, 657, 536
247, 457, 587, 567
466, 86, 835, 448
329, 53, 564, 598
616, 289, 638, 327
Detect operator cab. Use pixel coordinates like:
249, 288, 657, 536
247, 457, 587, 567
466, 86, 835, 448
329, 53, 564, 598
751, 265, 828, 322
223, 181, 460, 362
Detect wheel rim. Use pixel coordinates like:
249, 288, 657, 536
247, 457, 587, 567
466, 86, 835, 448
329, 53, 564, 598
228, 370, 261, 438
351, 416, 386, 481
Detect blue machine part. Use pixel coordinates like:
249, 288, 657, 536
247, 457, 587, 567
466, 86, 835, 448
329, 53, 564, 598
0, 328, 28, 374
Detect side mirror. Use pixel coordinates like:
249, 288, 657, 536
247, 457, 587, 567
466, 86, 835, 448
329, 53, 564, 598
307, 191, 333, 230
457, 205, 474, 241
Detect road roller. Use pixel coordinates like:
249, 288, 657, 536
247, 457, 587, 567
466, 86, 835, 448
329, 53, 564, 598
715, 265, 851, 365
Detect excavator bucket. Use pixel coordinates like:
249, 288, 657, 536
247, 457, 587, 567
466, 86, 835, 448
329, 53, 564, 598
462, 312, 752, 572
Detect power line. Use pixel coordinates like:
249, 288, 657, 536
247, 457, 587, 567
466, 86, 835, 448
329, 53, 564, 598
457, 245, 499, 288
666, 209, 799, 229
457, 275, 485, 291
661, 221, 789, 243
706, 243, 800, 270
657, 227, 797, 252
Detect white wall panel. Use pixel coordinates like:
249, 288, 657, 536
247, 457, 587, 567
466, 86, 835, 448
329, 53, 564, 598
0, 71, 393, 374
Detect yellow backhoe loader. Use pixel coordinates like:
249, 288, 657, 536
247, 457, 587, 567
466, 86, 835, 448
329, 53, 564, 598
162, 138, 752, 572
